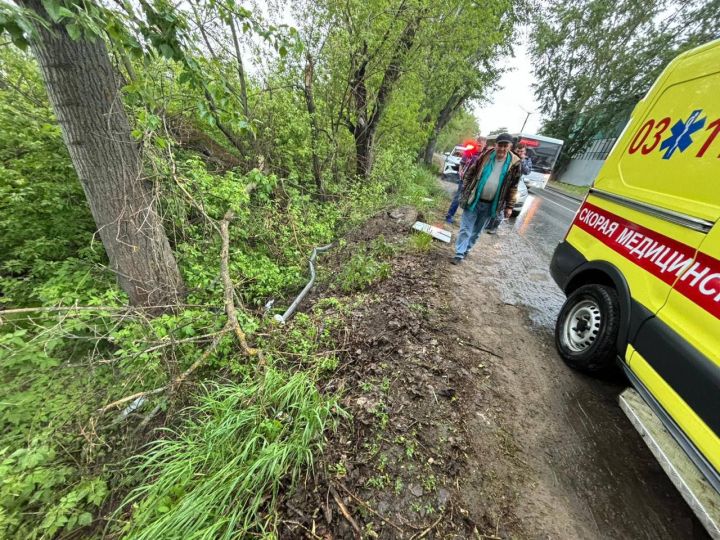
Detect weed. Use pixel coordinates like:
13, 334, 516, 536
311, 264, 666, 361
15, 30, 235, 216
422, 474, 436, 492
372, 402, 389, 431
409, 232, 433, 252
380, 377, 391, 393
411, 502, 423, 513
331, 462, 348, 479
371, 235, 395, 259
394, 478, 404, 495
409, 303, 430, 316
394, 435, 416, 460
337, 252, 391, 293
377, 454, 389, 472
366, 474, 391, 490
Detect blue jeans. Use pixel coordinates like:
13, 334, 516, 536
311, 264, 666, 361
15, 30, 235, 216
445, 180, 463, 223
455, 202, 493, 258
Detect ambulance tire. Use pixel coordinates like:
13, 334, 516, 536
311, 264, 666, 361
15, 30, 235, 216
555, 284, 620, 374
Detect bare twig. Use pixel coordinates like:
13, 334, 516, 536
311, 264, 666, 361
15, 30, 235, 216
336, 482, 404, 534
461, 340, 503, 359
329, 486, 361, 539
410, 511, 445, 540
0, 304, 212, 319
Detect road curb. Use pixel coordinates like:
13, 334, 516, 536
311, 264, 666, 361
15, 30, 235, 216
546, 185, 585, 202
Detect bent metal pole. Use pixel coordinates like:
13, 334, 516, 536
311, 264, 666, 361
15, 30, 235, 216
274, 243, 334, 323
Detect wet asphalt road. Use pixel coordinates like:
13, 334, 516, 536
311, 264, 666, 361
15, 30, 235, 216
438, 177, 708, 538
512, 186, 582, 259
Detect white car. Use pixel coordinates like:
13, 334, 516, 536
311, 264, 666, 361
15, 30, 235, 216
512, 178, 528, 216
442, 145, 465, 178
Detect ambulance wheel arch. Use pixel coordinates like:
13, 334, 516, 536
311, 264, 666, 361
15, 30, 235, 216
562, 260, 635, 356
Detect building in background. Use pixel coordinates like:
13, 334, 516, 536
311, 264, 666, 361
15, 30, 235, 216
557, 103, 635, 187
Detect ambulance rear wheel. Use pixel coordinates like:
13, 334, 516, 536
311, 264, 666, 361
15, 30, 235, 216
555, 284, 619, 374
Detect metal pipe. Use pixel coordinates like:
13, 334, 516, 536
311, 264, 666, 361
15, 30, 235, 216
274, 243, 334, 323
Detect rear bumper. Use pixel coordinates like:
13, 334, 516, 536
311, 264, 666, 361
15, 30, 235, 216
550, 240, 586, 291
525, 178, 547, 189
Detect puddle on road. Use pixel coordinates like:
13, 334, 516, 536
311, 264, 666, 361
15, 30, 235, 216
472, 226, 565, 329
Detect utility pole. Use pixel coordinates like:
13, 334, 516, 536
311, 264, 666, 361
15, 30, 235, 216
519, 106, 535, 133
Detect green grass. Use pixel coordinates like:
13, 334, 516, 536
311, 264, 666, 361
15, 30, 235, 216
119, 368, 341, 539
408, 231, 433, 252
548, 180, 590, 198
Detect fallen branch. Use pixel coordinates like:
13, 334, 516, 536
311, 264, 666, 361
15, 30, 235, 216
329, 485, 361, 539
95, 325, 231, 415
220, 210, 261, 359
461, 340, 503, 359
0, 303, 213, 319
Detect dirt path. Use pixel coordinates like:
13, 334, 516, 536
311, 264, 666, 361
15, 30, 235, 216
278, 199, 701, 539
444, 226, 698, 538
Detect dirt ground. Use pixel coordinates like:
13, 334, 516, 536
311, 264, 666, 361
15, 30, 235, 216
278, 197, 703, 539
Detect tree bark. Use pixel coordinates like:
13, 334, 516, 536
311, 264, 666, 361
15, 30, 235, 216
349, 16, 420, 179
228, 16, 249, 119
303, 53, 323, 195
20, 0, 185, 308
422, 90, 468, 165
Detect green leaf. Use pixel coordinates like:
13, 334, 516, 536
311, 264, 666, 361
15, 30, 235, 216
41, 0, 61, 22
77, 512, 93, 526
65, 22, 81, 40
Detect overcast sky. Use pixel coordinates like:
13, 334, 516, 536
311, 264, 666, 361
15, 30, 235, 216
472, 38, 543, 136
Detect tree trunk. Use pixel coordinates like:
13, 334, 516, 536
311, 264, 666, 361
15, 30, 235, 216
303, 54, 323, 195
228, 16, 249, 119
20, 0, 185, 308
423, 127, 440, 166
354, 128, 373, 180
422, 91, 467, 165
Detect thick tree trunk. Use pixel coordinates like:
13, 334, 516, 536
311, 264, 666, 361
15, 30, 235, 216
21, 0, 185, 308
354, 128, 373, 180
423, 128, 440, 166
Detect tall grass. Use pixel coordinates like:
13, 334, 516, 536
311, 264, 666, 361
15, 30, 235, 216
119, 368, 339, 539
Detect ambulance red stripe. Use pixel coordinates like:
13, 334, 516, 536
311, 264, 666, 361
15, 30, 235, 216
572, 201, 720, 319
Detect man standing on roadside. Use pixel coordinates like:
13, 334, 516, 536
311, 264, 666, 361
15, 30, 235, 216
444, 136, 487, 225
486, 142, 532, 234
451, 133, 521, 264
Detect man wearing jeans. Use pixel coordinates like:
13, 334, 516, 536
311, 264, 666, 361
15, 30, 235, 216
486, 143, 532, 234
451, 133, 522, 265
445, 136, 487, 225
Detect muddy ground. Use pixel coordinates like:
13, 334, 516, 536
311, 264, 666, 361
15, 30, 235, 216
277, 187, 704, 539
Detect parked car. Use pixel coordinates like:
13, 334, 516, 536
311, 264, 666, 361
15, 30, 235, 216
511, 178, 528, 216
442, 145, 465, 178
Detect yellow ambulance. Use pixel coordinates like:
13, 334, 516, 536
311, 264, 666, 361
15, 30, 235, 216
550, 39, 720, 534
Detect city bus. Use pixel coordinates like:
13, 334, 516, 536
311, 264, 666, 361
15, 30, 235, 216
512, 133, 564, 189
